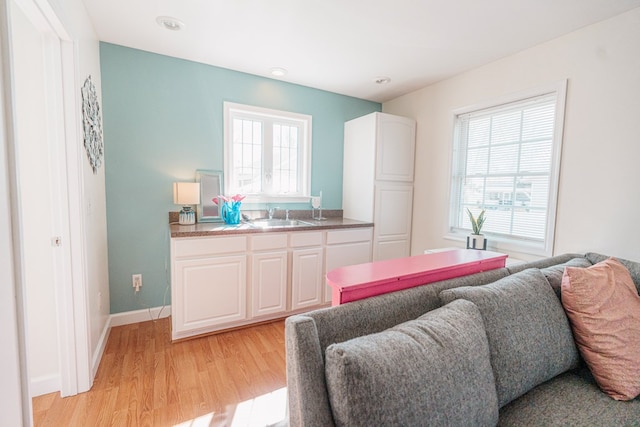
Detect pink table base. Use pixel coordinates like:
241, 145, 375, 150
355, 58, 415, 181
326, 249, 508, 305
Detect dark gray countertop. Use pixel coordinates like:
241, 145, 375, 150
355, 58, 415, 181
170, 217, 373, 238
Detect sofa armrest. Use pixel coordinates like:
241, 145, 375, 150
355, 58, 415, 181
285, 315, 335, 427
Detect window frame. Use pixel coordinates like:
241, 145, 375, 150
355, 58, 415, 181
223, 102, 312, 203
446, 80, 567, 256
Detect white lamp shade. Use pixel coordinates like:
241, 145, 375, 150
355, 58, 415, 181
173, 182, 200, 205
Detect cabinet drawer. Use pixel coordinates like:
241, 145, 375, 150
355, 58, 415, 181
326, 228, 373, 245
289, 231, 323, 248
251, 233, 288, 251
173, 236, 247, 258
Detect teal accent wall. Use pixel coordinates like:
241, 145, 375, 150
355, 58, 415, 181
100, 43, 380, 314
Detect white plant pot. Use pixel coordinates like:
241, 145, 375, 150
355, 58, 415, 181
467, 234, 487, 250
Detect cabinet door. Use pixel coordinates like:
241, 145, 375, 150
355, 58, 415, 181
374, 182, 413, 261
375, 113, 416, 182
291, 247, 324, 311
324, 240, 372, 302
172, 254, 246, 339
251, 251, 288, 317
375, 240, 411, 261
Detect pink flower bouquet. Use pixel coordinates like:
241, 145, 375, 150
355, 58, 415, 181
213, 194, 245, 224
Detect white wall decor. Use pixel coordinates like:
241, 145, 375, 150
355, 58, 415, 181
81, 75, 103, 174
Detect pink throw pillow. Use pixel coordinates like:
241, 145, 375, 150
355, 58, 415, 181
561, 257, 640, 400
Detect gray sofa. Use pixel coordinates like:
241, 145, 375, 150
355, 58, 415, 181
285, 252, 640, 426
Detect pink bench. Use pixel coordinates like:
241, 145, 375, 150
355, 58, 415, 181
326, 249, 508, 305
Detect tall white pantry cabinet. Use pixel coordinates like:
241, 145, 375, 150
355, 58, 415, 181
343, 112, 416, 261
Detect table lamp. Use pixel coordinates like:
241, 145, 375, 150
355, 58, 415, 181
173, 182, 200, 225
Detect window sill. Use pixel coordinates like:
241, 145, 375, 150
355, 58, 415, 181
444, 232, 551, 258
424, 247, 528, 266
243, 195, 311, 204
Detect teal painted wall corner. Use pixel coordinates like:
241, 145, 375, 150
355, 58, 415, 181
100, 43, 380, 314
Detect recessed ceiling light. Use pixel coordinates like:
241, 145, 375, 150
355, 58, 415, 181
156, 16, 185, 31
373, 76, 391, 84
270, 67, 288, 77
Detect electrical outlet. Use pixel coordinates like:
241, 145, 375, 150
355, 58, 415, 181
132, 274, 142, 292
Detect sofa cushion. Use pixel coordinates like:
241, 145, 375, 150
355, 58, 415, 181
506, 253, 584, 274
324, 299, 498, 427
498, 366, 640, 426
540, 257, 593, 296
562, 257, 640, 401
586, 252, 640, 293
440, 268, 580, 408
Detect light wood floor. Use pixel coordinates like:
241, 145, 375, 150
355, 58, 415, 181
32, 317, 287, 426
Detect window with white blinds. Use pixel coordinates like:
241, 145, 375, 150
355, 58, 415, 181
224, 102, 311, 202
449, 82, 566, 255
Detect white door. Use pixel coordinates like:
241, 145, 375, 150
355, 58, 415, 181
373, 182, 413, 261
8, 0, 90, 401
375, 113, 416, 182
291, 247, 324, 310
252, 251, 288, 317
173, 255, 247, 337
12, 0, 62, 399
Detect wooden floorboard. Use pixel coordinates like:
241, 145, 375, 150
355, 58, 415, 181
32, 318, 287, 427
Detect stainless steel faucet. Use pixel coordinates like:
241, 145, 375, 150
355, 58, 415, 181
285, 209, 290, 220
268, 207, 276, 219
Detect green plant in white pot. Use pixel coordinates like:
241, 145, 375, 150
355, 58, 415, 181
466, 208, 487, 250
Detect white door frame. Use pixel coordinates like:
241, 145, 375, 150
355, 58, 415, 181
0, 1, 31, 423
7, 0, 91, 400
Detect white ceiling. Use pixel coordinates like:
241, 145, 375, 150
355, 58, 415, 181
81, 0, 640, 103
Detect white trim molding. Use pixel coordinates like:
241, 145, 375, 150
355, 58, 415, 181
447, 80, 567, 257
109, 305, 172, 327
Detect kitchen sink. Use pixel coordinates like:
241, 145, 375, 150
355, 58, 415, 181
250, 219, 316, 228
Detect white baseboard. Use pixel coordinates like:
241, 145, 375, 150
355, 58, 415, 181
30, 373, 60, 397
109, 305, 171, 327
91, 315, 112, 380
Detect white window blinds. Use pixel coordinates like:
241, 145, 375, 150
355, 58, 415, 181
450, 84, 566, 255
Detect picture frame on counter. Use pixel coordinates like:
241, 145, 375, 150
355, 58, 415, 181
196, 169, 224, 222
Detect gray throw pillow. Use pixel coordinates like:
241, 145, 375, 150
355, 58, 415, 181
439, 268, 580, 408
324, 299, 498, 427
540, 257, 593, 296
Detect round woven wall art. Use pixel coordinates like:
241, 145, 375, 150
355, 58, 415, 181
81, 75, 104, 174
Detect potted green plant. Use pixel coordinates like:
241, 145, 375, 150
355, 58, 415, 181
466, 208, 487, 250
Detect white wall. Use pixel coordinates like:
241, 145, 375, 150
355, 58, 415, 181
48, 0, 111, 383
383, 7, 640, 262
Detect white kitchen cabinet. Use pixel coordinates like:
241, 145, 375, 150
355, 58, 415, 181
324, 228, 373, 302
251, 234, 288, 318
171, 236, 248, 341
375, 113, 416, 182
170, 227, 370, 340
343, 112, 416, 261
291, 247, 324, 310
290, 231, 324, 311
372, 182, 413, 260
